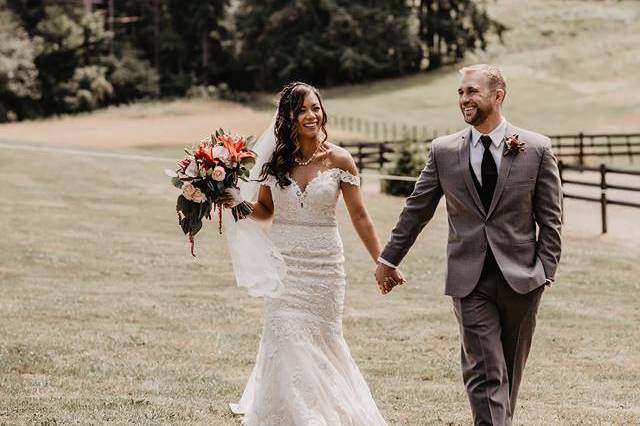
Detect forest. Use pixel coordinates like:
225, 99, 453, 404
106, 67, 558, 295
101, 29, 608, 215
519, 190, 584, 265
0, 0, 504, 121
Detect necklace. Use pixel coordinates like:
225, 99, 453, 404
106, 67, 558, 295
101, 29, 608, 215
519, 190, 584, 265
295, 142, 322, 166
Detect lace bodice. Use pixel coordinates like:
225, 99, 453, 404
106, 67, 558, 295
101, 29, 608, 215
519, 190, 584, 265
260, 168, 360, 226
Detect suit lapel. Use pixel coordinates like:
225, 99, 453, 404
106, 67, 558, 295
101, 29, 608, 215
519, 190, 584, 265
458, 129, 485, 216
486, 124, 517, 218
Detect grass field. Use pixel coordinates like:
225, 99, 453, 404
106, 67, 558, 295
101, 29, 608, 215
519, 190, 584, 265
1, 144, 639, 425
1, 1, 639, 424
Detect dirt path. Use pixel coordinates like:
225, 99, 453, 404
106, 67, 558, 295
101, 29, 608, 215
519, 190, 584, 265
0, 98, 359, 149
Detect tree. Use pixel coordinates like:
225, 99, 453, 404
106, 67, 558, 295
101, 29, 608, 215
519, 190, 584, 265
109, 0, 229, 95
0, 6, 40, 121
234, 0, 421, 90
32, 6, 113, 113
167, 0, 230, 85
416, 0, 505, 70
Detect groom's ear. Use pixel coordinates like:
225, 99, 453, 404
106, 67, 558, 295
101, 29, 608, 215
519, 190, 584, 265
495, 88, 506, 105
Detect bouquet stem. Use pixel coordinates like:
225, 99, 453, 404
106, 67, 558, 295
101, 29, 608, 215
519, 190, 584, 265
231, 201, 254, 221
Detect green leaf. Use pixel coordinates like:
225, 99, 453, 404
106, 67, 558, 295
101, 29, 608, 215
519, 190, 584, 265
171, 176, 183, 189
241, 156, 256, 169
246, 135, 256, 149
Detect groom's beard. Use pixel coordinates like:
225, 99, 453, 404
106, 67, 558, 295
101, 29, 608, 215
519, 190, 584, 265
463, 106, 491, 127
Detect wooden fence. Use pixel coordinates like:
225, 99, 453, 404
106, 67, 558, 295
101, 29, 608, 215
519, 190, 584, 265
558, 161, 640, 233
336, 134, 640, 235
338, 132, 640, 172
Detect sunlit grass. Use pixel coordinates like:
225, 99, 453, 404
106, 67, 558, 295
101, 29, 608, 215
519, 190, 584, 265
1, 144, 638, 425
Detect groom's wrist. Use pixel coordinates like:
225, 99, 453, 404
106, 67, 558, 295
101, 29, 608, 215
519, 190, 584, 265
377, 257, 397, 269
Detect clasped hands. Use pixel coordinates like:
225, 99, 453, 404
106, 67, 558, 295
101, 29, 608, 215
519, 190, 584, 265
375, 262, 406, 295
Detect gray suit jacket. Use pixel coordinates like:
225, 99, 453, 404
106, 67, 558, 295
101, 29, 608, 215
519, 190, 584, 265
380, 124, 562, 297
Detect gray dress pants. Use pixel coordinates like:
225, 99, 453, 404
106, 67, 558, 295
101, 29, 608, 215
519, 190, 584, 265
452, 253, 544, 426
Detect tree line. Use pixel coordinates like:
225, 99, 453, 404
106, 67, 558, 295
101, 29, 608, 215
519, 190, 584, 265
0, 0, 505, 122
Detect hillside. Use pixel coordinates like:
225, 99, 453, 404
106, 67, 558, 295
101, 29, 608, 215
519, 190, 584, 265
323, 0, 640, 136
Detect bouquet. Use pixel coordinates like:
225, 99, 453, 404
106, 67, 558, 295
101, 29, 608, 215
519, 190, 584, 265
165, 129, 257, 256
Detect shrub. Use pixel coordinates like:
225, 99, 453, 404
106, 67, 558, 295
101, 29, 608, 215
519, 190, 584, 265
59, 65, 112, 112
380, 142, 427, 197
106, 48, 159, 104
0, 7, 40, 122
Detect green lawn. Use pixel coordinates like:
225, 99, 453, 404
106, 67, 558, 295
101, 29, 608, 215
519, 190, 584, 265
1, 144, 638, 425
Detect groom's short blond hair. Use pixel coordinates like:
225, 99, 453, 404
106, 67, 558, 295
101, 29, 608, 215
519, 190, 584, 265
459, 64, 507, 94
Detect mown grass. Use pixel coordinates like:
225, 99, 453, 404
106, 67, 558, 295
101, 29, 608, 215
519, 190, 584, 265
1, 144, 638, 425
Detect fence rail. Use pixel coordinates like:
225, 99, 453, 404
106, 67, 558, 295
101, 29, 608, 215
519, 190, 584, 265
336, 134, 640, 234
338, 132, 640, 172
557, 161, 640, 233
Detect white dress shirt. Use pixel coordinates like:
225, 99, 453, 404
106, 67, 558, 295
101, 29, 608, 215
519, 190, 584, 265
378, 118, 508, 269
469, 117, 507, 185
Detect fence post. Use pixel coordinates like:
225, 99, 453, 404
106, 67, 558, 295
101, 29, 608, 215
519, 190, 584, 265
558, 160, 565, 222
600, 163, 607, 234
357, 144, 364, 172
557, 136, 562, 157
578, 132, 584, 166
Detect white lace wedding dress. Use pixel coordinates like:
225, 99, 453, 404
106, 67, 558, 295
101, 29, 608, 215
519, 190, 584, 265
230, 168, 387, 426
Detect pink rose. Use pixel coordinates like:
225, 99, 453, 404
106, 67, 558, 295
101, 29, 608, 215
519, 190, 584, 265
212, 166, 226, 182
182, 182, 207, 203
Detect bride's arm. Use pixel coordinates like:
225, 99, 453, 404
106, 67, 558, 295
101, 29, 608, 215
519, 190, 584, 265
334, 150, 381, 264
248, 185, 275, 221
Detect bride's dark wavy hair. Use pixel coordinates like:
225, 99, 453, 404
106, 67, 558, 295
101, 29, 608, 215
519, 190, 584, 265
260, 82, 328, 188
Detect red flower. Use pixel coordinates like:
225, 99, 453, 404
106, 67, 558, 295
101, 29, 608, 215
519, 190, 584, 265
504, 134, 525, 156
217, 134, 256, 163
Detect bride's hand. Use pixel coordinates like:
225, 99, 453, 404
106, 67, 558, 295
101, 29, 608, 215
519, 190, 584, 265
219, 187, 243, 209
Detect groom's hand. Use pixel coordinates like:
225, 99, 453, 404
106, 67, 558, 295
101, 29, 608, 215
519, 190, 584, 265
375, 262, 406, 295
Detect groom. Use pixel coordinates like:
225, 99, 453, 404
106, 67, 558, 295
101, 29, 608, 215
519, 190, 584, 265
376, 64, 562, 425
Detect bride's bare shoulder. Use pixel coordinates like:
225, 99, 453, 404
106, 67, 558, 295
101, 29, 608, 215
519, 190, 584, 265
325, 143, 358, 175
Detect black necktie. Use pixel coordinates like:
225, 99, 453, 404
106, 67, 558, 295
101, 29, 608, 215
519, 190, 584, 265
480, 135, 498, 212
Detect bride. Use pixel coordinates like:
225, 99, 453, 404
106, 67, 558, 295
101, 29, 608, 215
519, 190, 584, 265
220, 82, 392, 425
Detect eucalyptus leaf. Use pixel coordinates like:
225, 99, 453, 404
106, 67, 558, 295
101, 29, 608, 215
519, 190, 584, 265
242, 157, 256, 170
246, 135, 256, 149
171, 176, 183, 189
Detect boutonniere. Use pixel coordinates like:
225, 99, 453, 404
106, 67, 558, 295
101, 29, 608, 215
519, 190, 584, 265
504, 134, 525, 156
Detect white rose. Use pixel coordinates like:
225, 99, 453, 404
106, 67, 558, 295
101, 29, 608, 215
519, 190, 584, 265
185, 160, 199, 178
212, 145, 231, 165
